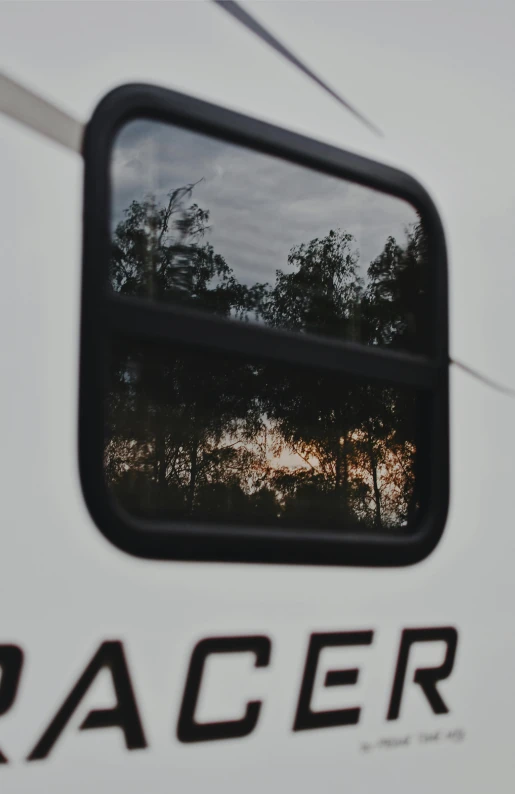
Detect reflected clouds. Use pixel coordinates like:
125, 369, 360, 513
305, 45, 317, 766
111, 119, 418, 287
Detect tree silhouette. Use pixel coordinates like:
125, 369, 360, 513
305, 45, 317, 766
362, 219, 429, 353
105, 183, 426, 530
262, 228, 363, 341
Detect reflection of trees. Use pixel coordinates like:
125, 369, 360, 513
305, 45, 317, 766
106, 184, 427, 530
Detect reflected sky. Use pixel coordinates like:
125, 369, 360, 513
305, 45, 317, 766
111, 119, 418, 288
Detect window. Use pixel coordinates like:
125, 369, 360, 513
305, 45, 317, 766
80, 84, 448, 565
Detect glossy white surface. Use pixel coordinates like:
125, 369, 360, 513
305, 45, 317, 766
0, 2, 513, 790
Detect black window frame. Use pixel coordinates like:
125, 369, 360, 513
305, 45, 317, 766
80, 83, 449, 566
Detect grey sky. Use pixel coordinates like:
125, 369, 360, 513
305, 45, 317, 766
111, 119, 418, 289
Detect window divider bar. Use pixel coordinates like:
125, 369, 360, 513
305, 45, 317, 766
103, 295, 440, 389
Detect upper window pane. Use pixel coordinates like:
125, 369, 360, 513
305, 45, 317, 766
110, 120, 431, 354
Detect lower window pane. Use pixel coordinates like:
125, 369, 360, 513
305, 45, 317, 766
105, 338, 424, 532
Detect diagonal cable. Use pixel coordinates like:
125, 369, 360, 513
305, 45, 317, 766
213, 0, 382, 137
452, 358, 515, 399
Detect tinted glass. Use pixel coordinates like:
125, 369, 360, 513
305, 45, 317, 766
110, 120, 431, 355
105, 338, 422, 532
